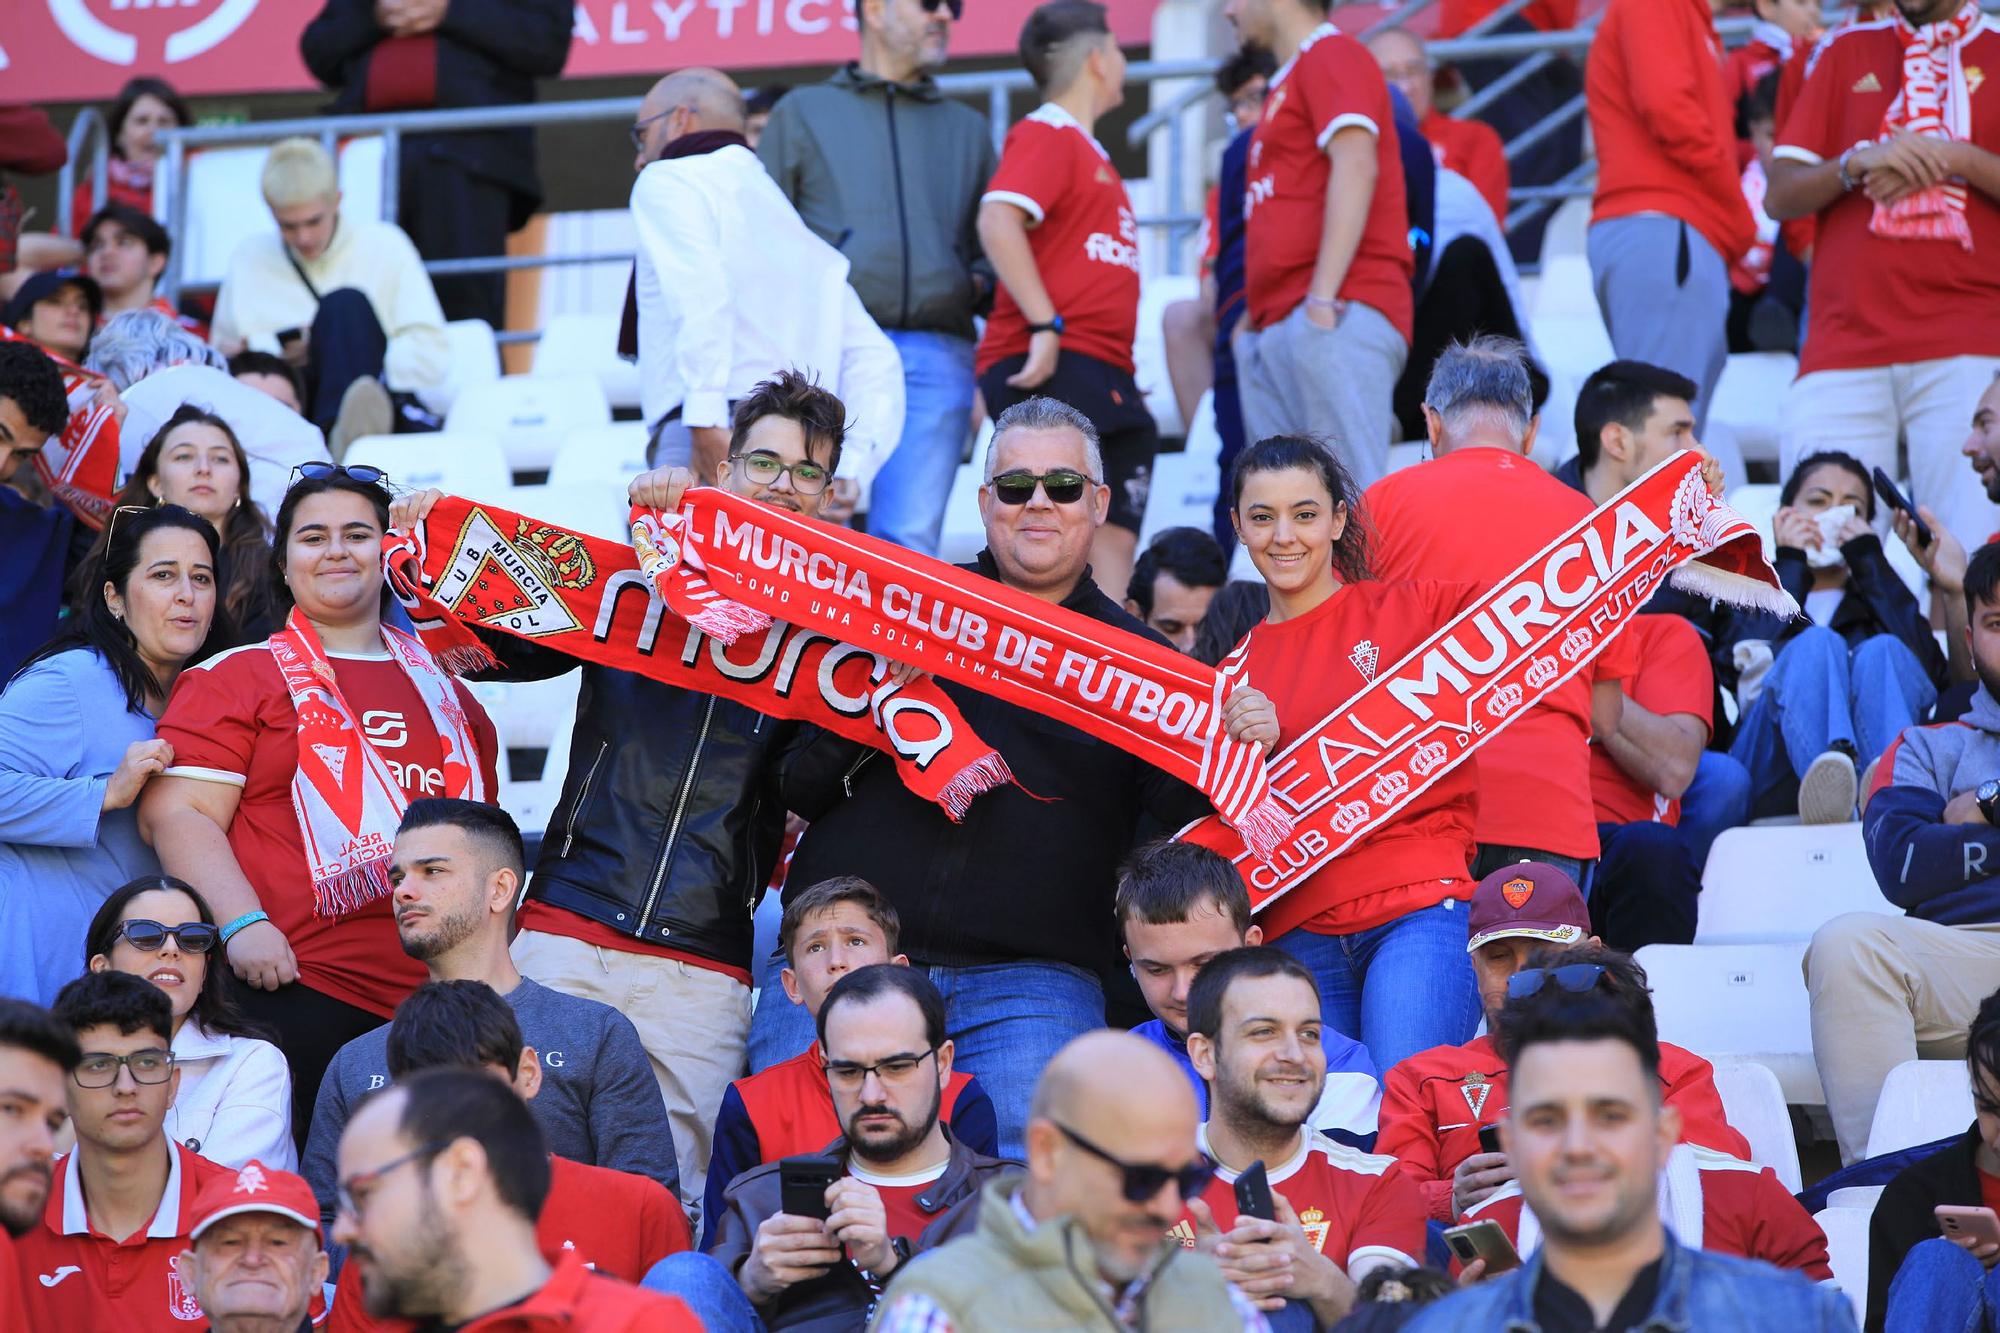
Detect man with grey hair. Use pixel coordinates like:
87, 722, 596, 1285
84, 308, 227, 391
1365, 336, 1629, 887
767, 394, 1213, 1158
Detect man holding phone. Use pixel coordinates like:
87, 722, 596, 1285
1180, 948, 1426, 1329
660, 966, 1011, 1329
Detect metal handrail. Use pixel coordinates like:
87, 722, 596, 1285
54, 108, 109, 237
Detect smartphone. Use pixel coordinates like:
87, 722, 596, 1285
1479, 1123, 1503, 1156
1871, 466, 1933, 549
1937, 1205, 2000, 1247
1444, 1219, 1522, 1274
778, 1155, 840, 1221
1234, 1160, 1274, 1222
276, 326, 304, 347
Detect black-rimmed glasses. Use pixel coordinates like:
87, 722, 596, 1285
73, 1049, 176, 1089
826, 1047, 937, 1088
989, 469, 1093, 506
920, 0, 964, 16
336, 1137, 452, 1219
289, 461, 388, 488
1054, 1121, 1215, 1203
732, 450, 831, 496
115, 919, 219, 954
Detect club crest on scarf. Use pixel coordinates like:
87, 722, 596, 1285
430, 508, 582, 639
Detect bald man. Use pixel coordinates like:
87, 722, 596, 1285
873, 1032, 1271, 1332
623, 63, 903, 497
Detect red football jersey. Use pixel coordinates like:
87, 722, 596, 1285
327, 1155, 690, 1332
1376, 1034, 1755, 1221
1775, 20, 2000, 375
1175, 1128, 1425, 1277
977, 104, 1142, 376
1422, 112, 1510, 224
1461, 1145, 1832, 1281
1243, 23, 1413, 338
156, 643, 499, 1018
1591, 615, 1713, 826
16, 1144, 237, 1333
1364, 449, 1607, 859
1227, 578, 1482, 940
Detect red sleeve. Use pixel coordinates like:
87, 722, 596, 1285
1730, 1168, 1836, 1281
0, 107, 66, 175
641, 1178, 694, 1269
156, 651, 268, 783
1297, 40, 1391, 150
1776, 41, 1811, 130
1775, 36, 1843, 164
1463, 122, 1512, 224
1201, 184, 1221, 272
1374, 1058, 1456, 1221
452, 680, 501, 797
983, 120, 1071, 226
1629, 616, 1714, 734
1594, 626, 1644, 686
1662, 1049, 1755, 1160
1345, 1163, 1429, 1269
1617, 4, 1743, 193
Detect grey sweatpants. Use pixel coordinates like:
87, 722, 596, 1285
1235, 299, 1408, 490
1588, 214, 1730, 436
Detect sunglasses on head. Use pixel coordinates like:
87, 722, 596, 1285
290, 461, 388, 488
1506, 962, 1607, 1001
920, 0, 963, 17
1055, 1121, 1216, 1203
116, 919, 219, 954
990, 469, 1093, 506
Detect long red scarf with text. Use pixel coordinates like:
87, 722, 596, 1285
1873, 1, 1987, 251
1177, 452, 1793, 914
645, 488, 1296, 859
271, 611, 485, 917
0, 324, 118, 527
381, 496, 1014, 819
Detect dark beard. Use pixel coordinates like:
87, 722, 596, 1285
357, 1192, 465, 1319
400, 905, 483, 962
846, 1086, 943, 1167
0, 1162, 49, 1238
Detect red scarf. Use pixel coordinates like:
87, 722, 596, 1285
0, 324, 118, 527
381, 496, 1014, 819
270, 611, 485, 917
1874, 0, 1987, 251
1176, 452, 1792, 913
648, 488, 1296, 859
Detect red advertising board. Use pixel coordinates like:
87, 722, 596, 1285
0, 0, 1156, 106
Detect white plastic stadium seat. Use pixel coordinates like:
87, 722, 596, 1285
417, 319, 503, 418
938, 420, 994, 566
1816, 1205, 1871, 1327
1636, 943, 1822, 1105
1709, 1058, 1802, 1192
1135, 275, 1200, 439
534, 313, 641, 412
1826, 1185, 1886, 1213
175, 147, 272, 289
1727, 484, 1781, 560
1696, 823, 1899, 945
445, 374, 611, 474
497, 704, 575, 837
1865, 1059, 1974, 1160
1708, 353, 1798, 468
547, 423, 651, 491
470, 674, 581, 762
341, 433, 510, 499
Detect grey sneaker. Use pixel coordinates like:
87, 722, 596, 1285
1798, 749, 1858, 825
328, 375, 393, 460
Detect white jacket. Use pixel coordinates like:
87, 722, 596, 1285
170, 1020, 296, 1172
631, 144, 905, 492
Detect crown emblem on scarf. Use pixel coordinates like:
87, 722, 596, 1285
1559, 627, 1594, 662
1486, 683, 1524, 717
1525, 655, 1559, 688
1370, 771, 1409, 804
1411, 741, 1449, 775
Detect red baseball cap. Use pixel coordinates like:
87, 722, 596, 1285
188, 1160, 321, 1243
1465, 862, 1589, 953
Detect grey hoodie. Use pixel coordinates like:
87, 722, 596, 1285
757, 63, 998, 339
1862, 684, 2000, 926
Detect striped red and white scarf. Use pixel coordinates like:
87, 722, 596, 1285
1873, 0, 1987, 251
0, 324, 118, 527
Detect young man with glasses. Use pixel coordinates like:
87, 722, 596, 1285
976, 0, 1153, 600
650, 965, 1011, 1329
20, 971, 235, 1332
874, 1029, 1268, 1331
1180, 948, 1425, 1331
1376, 863, 1751, 1224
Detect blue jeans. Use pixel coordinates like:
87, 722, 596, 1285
747, 955, 1103, 1161
1730, 627, 1936, 808
863, 330, 977, 556
1886, 1236, 2000, 1332
1680, 750, 1752, 875
1270, 901, 1482, 1075
643, 1252, 764, 1333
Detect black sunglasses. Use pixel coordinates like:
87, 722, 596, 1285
116, 919, 219, 954
1055, 1121, 1215, 1203
1507, 962, 1607, 1001
920, 0, 963, 17
290, 461, 388, 488
990, 469, 1093, 506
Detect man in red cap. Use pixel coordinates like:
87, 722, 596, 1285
180, 1160, 327, 1333
1374, 863, 1751, 1222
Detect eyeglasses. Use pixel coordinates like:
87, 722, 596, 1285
336, 1138, 451, 1220
826, 1047, 937, 1088
115, 919, 219, 954
732, 450, 831, 497
1053, 1121, 1216, 1204
989, 469, 1095, 506
73, 1049, 176, 1089
289, 462, 388, 488
920, 0, 965, 16
104, 503, 150, 547
1506, 963, 1608, 1001
629, 105, 682, 155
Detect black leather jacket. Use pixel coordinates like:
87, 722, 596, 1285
479, 636, 796, 972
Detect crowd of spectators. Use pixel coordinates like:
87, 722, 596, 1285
0, 0, 1999, 1327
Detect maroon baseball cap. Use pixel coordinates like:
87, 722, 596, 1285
1466, 862, 1589, 953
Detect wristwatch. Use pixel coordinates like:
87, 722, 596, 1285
1026, 315, 1065, 335
1978, 779, 2000, 826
